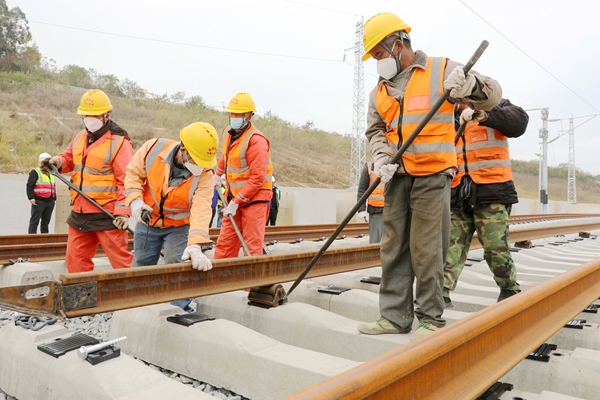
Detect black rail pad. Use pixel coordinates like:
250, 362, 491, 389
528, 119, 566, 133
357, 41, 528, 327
465, 263, 473, 267
583, 304, 599, 313
467, 257, 484, 262
86, 346, 121, 365
167, 312, 215, 327
527, 343, 557, 362
360, 276, 381, 285
476, 381, 514, 400
564, 318, 587, 329
318, 286, 351, 295
37, 333, 99, 358
509, 248, 521, 252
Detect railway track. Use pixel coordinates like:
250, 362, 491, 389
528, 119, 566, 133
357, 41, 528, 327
1, 214, 598, 265
0, 215, 599, 399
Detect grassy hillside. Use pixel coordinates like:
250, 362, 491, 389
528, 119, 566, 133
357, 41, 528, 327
1, 73, 599, 204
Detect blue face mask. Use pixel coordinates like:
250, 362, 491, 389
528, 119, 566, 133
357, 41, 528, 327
229, 117, 245, 130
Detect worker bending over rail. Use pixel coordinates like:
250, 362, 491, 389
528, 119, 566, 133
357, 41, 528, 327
213, 92, 273, 258
43, 89, 134, 273
124, 123, 218, 312
443, 99, 528, 307
356, 12, 502, 338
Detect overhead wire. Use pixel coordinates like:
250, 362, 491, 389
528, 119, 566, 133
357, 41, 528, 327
459, 0, 600, 114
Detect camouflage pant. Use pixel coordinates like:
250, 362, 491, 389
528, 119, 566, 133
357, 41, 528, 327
444, 203, 520, 292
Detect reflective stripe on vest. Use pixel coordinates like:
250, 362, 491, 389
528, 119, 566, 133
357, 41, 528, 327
371, 57, 456, 176
222, 125, 273, 197
452, 124, 512, 187
70, 129, 126, 205
142, 138, 201, 228
33, 168, 56, 199
366, 163, 384, 207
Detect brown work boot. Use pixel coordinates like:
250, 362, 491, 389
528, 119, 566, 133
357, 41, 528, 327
497, 289, 521, 302
357, 317, 411, 335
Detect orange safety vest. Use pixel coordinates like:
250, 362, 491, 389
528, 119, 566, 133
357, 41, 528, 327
33, 168, 56, 199
70, 129, 127, 205
371, 57, 456, 176
366, 163, 384, 208
142, 139, 202, 228
221, 124, 273, 197
452, 124, 512, 188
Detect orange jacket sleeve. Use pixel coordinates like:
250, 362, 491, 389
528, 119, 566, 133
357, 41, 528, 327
188, 170, 215, 246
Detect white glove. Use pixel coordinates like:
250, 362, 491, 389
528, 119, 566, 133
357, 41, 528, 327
213, 173, 222, 187
224, 201, 239, 217
459, 108, 488, 125
376, 163, 399, 183
358, 211, 369, 222
112, 215, 129, 230
182, 244, 213, 271
444, 66, 476, 99
130, 198, 153, 224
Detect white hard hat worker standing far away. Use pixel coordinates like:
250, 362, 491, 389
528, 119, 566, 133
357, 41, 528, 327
356, 12, 502, 340
213, 92, 274, 259
124, 121, 219, 312
41, 89, 134, 273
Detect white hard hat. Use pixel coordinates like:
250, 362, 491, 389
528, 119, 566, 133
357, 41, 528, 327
38, 152, 51, 162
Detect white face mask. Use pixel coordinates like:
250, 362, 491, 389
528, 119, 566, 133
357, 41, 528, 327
83, 116, 104, 133
229, 117, 245, 130
376, 43, 401, 80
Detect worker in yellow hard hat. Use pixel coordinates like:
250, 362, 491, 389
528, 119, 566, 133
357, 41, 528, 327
124, 122, 219, 312
356, 12, 503, 339
43, 89, 134, 273
213, 92, 274, 258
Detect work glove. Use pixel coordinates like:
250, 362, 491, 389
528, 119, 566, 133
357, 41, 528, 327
444, 66, 476, 99
112, 215, 130, 230
182, 244, 213, 271
358, 211, 369, 223
224, 201, 239, 217
130, 198, 153, 224
460, 108, 488, 125
38, 156, 51, 168
376, 163, 399, 183
213, 173, 222, 187
41, 156, 62, 174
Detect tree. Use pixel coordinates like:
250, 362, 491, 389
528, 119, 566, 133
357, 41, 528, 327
59, 64, 93, 88
0, 0, 34, 71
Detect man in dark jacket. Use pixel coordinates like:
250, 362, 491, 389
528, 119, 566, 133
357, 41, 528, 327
26, 152, 56, 234
443, 98, 529, 307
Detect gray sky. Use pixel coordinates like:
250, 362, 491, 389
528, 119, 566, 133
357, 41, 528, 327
12, 0, 600, 180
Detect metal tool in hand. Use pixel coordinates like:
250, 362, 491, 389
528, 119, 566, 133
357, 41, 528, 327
284, 40, 490, 300
141, 209, 151, 250
215, 185, 251, 257
46, 164, 135, 235
78, 336, 127, 359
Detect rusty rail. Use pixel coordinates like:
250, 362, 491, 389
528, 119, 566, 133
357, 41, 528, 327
0, 244, 382, 318
0, 223, 370, 265
287, 255, 600, 400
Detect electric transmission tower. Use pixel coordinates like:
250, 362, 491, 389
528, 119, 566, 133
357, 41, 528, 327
348, 18, 366, 188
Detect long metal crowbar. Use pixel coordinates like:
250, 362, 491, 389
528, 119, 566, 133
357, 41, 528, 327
215, 185, 252, 257
284, 40, 490, 299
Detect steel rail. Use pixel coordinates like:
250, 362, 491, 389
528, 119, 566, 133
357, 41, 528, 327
2, 215, 597, 264
0, 244, 382, 318
287, 256, 600, 400
0, 220, 598, 319
0, 223, 370, 265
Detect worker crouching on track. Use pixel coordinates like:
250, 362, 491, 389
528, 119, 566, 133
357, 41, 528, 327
213, 92, 273, 258
356, 12, 502, 338
43, 89, 134, 273
124, 122, 218, 312
443, 99, 528, 307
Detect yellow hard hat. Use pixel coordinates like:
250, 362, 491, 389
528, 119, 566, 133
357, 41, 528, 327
224, 92, 256, 113
76, 89, 113, 115
362, 12, 411, 62
179, 122, 219, 168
